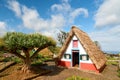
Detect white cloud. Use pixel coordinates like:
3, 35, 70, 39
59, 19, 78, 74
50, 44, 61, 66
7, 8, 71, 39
21, 6, 65, 33
7, 0, 21, 17
69, 8, 88, 23
51, 0, 88, 24
0, 21, 7, 36
89, 25, 120, 51
7, 0, 88, 38
92, 0, 120, 51
51, 0, 71, 13
94, 0, 103, 7
94, 0, 120, 27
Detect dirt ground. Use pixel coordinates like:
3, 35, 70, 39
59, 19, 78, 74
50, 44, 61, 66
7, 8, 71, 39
34, 62, 120, 80
0, 61, 120, 80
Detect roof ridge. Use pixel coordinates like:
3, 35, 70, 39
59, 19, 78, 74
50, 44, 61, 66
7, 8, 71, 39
72, 26, 87, 34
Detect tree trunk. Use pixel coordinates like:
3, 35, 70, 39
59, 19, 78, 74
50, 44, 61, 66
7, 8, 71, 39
21, 58, 31, 73
21, 49, 32, 73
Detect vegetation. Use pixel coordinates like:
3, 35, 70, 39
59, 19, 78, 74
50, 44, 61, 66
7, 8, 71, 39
117, 69, 120, 77
32, 54, 52, 65
94, 41, 101, 49
0, 38, 6, 53
107, 61, 118, 65
57, 30, 68, 46
2, 57, 21, 63
118, 53, 120, 70
1, 32, 56, 72
66, 75, 89, 80
117, 70, 120, 77
107, 56, 118, 60
106, 55, 118, 65
48, 46, 61, 54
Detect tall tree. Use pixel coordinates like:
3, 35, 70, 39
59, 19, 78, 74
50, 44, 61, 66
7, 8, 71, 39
3, 32, 56, 72
94, 41, 101, 49
0, 38, 5, 52
57, 30, 68, 46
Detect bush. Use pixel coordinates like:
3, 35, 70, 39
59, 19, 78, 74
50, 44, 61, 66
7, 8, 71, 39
117, 70, 120, 77
2, 57, 21, 63
32, 54, 49, 66
11, 57, 21, 63
66, 75, 89, 80
34, 54, 52, 62
3, 57, 12, 62
107, 61, 118, 65
31, 60, 43, 66
107, 56, 118, 60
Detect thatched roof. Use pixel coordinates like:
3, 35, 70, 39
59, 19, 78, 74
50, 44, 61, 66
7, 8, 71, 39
58, 26, 107, 69
38, 48, 53, 56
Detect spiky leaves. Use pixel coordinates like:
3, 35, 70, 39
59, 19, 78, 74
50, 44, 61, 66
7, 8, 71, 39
3, 32, 56, 72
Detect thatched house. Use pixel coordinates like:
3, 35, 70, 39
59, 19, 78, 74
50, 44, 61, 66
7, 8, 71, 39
57, 26, 107, 73
39, 48, 53, 57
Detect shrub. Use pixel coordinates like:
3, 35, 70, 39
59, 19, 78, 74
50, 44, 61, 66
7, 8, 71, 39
3, 57, 12, 62
2, 57, 21, 63
11, 57, 21, 63
117, 70, 120, 77
107, 61, 118, 65
31, 60, 42, 66
32, 54, 49, 66
66, 75, 89, 80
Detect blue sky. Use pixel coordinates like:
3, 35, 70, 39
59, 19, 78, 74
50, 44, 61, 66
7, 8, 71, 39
0, 0, 120, 52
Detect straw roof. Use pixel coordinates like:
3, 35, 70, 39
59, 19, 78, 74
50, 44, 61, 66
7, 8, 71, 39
58, 26, 107, 69
38, 48, 53, 57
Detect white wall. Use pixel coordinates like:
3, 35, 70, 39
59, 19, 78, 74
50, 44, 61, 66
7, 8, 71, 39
61, 35, 93, 63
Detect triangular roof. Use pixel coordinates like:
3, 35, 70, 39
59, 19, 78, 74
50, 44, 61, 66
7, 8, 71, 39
58, 26, 107, 69
39, 48, 53, 56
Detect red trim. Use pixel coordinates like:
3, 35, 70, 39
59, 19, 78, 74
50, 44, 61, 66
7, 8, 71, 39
80, 63, 99, 73
58, 61, 105, 73
58, 60, 71, 68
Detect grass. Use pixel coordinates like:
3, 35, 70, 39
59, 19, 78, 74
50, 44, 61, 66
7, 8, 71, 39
117, 70, 120, 77
32, 54, 53, 66
66, 75, 89, 80
2, 57, 21, 63
106, 61, 118, 65
107, 56, 118, 60
0, 57, 5, 62
106, 56, 119, 65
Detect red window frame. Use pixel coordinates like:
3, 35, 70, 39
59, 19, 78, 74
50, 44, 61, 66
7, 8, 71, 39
73, 40, 78, 48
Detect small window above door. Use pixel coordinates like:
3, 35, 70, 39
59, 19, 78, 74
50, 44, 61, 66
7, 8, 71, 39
73, 40, 78, 48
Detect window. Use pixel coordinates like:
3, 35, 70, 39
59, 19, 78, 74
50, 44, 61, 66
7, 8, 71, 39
73, 40, 78, 48
64, 54, 71, 59
80, 55, 89, 61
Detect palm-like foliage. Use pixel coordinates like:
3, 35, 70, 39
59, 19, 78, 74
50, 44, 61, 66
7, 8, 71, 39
3, 32, 56, 72
0, 38, 5, 50
4, 32, 55, 50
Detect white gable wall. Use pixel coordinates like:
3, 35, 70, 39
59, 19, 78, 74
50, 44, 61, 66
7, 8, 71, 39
61, 35, 93, 64
61, 37, 73, 61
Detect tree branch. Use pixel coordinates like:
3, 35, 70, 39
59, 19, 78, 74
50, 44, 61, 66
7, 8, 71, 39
30, 45, 48, 59
12, 52, 25, 60
23, 48, 30, 58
